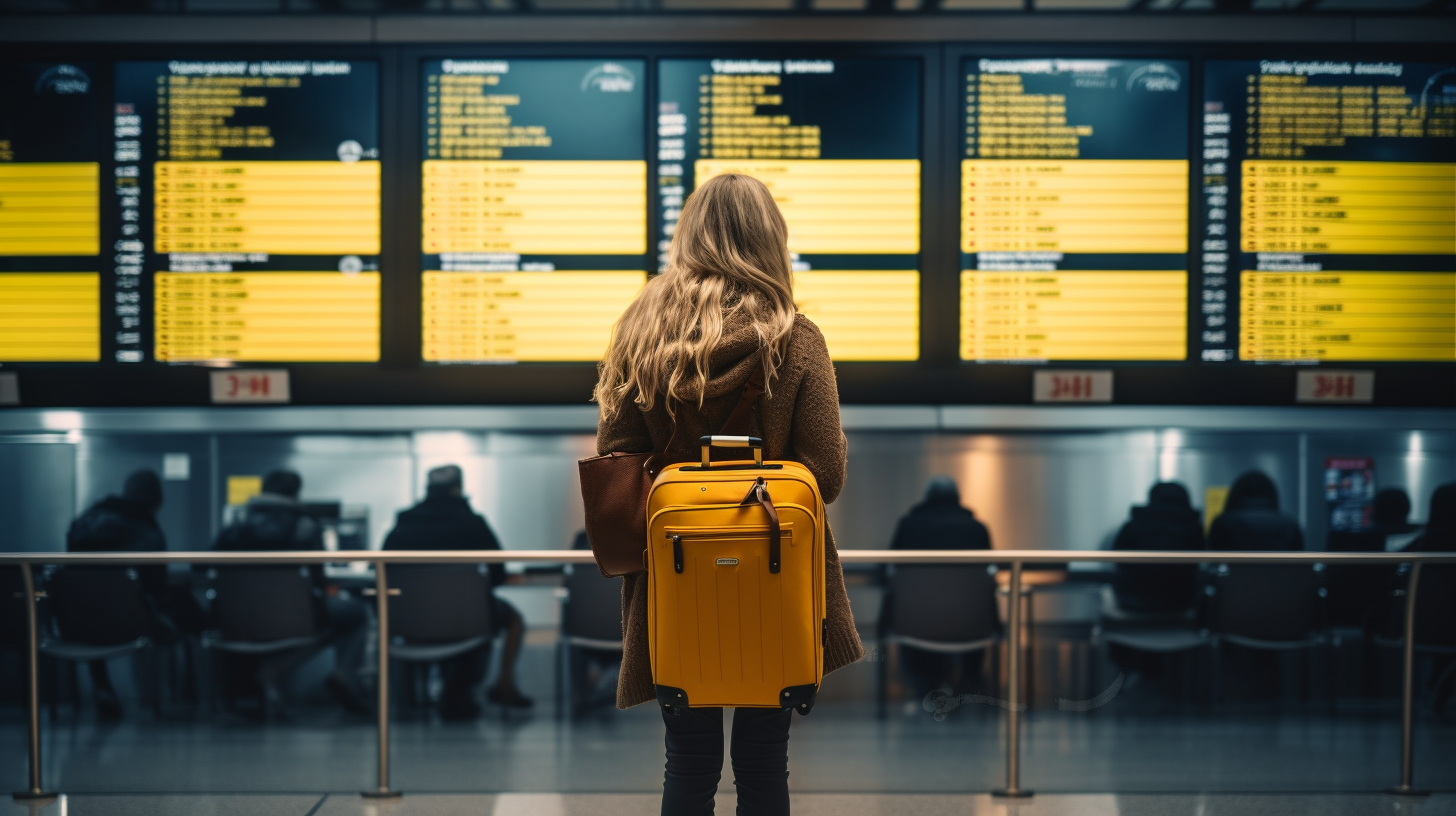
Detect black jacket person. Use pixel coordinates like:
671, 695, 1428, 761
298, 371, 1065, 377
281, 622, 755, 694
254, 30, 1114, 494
64, 469, 170, 718
383, 464, 531, 715
1110, 482, 1206, 614
213, 470, 369, 714
1209, 470, 1304, 551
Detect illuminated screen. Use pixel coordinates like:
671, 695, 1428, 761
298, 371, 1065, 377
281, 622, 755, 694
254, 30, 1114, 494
112, 60, 380, 364
0, 63, 101, 362
1202, 59, 1455, 363
959, 58, 1190, 362
421, 59, 647, 363
658, 58, 921, 362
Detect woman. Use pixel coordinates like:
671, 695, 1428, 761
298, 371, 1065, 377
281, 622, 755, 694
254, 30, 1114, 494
594, 173, 864, 816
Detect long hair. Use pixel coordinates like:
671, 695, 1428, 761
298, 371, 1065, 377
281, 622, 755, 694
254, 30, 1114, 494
594, 173, 795, 421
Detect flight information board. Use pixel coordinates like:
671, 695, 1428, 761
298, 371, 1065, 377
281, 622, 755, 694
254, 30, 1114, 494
1202, 60, 1456, 363
960, 58, 1190, 362
112, 60, 380, 364
421, 59, 647, 363
0, 63, 101, 362
658, 58, 921, 361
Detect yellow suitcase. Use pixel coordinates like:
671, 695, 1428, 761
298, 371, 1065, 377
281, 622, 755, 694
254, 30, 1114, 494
647, 435, 825, 715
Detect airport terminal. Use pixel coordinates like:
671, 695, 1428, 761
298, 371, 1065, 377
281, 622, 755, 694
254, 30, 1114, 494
0, 1, 1454, 813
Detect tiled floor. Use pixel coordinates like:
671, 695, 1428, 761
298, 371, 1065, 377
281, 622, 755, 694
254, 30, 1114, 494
5, 793, 1456, 816
4, 702, 1454, 795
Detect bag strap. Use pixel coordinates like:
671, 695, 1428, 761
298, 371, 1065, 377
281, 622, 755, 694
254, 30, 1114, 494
741, 477, 781, 574
719, 365, 766, 437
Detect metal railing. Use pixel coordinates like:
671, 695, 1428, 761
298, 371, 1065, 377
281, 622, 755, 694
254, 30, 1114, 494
5, 549, 1453, 801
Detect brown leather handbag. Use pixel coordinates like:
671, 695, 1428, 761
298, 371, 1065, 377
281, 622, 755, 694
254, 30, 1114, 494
579, 367, 765, 578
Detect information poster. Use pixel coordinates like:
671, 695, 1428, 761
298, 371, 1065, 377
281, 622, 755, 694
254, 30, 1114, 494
1324, 456, 1375, 533
960, 58, 1190, 362
658, 58, 921, 361
421, 59, 647, 363
0, 63, 101, 362
1202, 59, 1455, 362
113, 60, 381, 364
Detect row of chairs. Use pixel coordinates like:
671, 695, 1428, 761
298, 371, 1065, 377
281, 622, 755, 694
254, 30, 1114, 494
2, 563, 626, 717
876, 563, 1456, 713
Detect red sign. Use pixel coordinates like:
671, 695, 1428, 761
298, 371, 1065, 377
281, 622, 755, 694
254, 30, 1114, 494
1296, 370, 1373, 404
1034, 370, 1113, 403
210, 370, 290, 404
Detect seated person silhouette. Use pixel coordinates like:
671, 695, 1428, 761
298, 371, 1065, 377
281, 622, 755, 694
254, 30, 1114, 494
383, 465, 532, 718
1110, 482, 1206, 615
883, 476, 993, 697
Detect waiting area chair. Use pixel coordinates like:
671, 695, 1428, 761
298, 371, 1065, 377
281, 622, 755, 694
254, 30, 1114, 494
1208, 563, 1327, 702
877, 564, 999, 717
386, 564, 496, 709
42, 567, 160, 717
202, 566, 330, 713
1375, 565, 1456, 713
555, 563, 624, 718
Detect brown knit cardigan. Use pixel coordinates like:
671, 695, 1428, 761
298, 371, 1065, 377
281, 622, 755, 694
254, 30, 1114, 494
595, 312, 865, 709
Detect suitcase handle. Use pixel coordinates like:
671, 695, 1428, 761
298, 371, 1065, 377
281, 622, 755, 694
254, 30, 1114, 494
699, 435, 764, 468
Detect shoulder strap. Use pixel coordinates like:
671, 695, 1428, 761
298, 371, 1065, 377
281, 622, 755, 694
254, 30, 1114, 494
719, 365, 766, 437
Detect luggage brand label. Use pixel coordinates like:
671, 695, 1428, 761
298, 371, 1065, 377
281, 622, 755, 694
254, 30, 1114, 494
715, 557, 739, 566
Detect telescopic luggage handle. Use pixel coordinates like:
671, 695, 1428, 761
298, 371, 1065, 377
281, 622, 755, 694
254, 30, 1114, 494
699, 435, 764, 467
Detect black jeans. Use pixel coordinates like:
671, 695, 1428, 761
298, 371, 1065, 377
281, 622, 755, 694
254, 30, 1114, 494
661, 705, 792, 816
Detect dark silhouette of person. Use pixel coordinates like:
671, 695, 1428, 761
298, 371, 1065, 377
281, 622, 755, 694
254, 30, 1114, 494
1404, 482, 1454, 554
1209, 470, 1304, 551
1328, 488, 1419, 553
1326, 488, 1420, 628
1391, 483, 1456, 713
890, 475, 992, 554
213, 470, 369, 716
383, 465, 532, 718
883, 476, 993, 696
1110, 483, 1207, 614
64, 469, 170, 719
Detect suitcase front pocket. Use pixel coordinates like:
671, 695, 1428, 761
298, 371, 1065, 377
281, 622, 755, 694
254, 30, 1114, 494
654, 523, 809, 703
664, 526, 793, 575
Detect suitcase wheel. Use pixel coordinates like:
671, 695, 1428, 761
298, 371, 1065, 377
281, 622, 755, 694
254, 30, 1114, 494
656, 684, 689, 715
780, 683, 818, 715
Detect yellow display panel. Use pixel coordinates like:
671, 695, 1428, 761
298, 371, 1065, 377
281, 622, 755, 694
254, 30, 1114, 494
0, 273, 100, 362
792, 271, 919, 362
422, 161, 647, 255
423, 271, 645, 362
696, 160, 920, 255
962, 160, 1188, 254
1241, 162, 1456, 255
154, 272, 379, 362
960, 270, 1186, 361
1239, 271, 1455, 362
154, 162, 380, 255
0, 164, 99, 256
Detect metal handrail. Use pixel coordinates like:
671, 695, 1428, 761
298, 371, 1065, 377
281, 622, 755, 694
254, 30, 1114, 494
7, 548, 1452, 801
4, 549, 1455, 566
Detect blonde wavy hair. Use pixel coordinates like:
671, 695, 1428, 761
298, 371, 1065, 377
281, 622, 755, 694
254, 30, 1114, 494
594, 173, 795, 422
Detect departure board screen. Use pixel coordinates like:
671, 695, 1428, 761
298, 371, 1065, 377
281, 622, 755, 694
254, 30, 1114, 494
1202, 60, 1456, 363
0, 63, 101, 362
112, 60, 380, 364
658, 58, 921, 361
421, 59, 647, 363
960, 58, 1190, 362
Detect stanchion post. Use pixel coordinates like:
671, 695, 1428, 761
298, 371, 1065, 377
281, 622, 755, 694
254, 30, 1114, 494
1388, 560, 1428, 797
992, 560, 1032, 798
13, 562, 56, 801
363, 561, 402, 799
